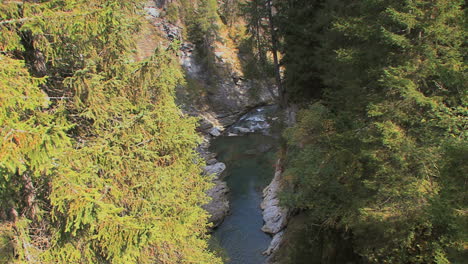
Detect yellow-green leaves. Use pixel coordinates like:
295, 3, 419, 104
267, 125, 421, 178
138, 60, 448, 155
0, 56, 70, 176
1, 1, 220, 263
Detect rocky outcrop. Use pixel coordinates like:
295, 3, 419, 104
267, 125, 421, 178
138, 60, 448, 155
261, 161, 289, 260
262, 106, 298, 262
225, 105, 278, 136
204, 162, 226, 178
194, 127, 230, 228
145, 3, 276, 126
263, 230, 284, 256
208, 80, 277, 127
202, 162, 229, 228
143, 0, 278, 231
193, 112, 230, 227
261, 160, 289, 235
209, 127, 222, 137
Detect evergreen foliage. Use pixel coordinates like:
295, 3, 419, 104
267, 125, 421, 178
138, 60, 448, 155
185, 0, 220, 46
277, 0, 467, 262
242, 0, 273, 75
239, 0, 279, 93
167, 0, 223, 79
0, 1, 221, 263
275, 0, 325, 100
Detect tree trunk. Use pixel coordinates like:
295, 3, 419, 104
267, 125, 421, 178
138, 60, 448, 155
266, 0, 287, 108
21, 172, 37, 219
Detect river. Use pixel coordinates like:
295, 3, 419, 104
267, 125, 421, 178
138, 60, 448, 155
210, 106, 280, 264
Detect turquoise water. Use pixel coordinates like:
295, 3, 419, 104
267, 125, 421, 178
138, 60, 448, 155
211, 133, 278, 264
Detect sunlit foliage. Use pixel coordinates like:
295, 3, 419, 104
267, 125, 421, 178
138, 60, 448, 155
0, 1, 220, 263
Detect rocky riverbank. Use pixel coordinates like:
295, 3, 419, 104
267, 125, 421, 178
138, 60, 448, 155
261, 160, 289, 259
143, 1, 277, 229
202, 160, 229, 227
262, 106, 298, 263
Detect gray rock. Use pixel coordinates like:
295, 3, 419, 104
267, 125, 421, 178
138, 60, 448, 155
197, 119, 214, 132
261, 160, 289, 262
203, 179, 229, 227
209, 127, 221, 137
181, 43, 194, 52
202, 162, 229, 227
180, 48, 202, 77
214, 51, 224, 59
263, 231, 284, 256
202, 152, 217, 161
217, 112, 243, 127
261, 159, 289, 233
234, 127, 251, 134
206, 158, 218, 165
203, 162, 226, 178
144, 7, 160, 17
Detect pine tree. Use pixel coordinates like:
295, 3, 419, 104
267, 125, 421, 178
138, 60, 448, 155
1, 1, 221, 263
279, 0, 466, 262
275, 0, 323, 100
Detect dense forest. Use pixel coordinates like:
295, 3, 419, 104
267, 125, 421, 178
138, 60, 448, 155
0, 0, 466, 263
0, 1, 221, 263
276, 0, 467, 263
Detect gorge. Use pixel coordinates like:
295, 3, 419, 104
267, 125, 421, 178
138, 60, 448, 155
0, 0, 465, 263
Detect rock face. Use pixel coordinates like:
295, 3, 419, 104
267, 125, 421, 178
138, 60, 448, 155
261, 160, 289, 259
194, 122, 230, 227
204, 162, 226, 177
262, 106, 298, 263
209, 127, 222, 137
202, 162, 229, 228
209, 80, 277, 127
261, 163, 289, 234
145, 1, 277, 127
147, 3, 276, 127
144, 1, 278, 231
263, 231, 284, 256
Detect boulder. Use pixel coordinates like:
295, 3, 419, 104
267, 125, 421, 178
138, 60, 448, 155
202, 162, 229, 227
144, 7, 160, 18
204, 179, 229, 227
203, 162, 226, 177
263, 231, 284, 256
234, 127, 251, 134
206, 158, 218, 165
209, 127, 222, 137
197, 118, 214, 132
214, 51, 224, 59
261, 159, 289, 243
261, 195, 288, 234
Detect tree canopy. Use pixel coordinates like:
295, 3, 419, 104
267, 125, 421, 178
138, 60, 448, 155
0, 1, 220, 263
277, 0, 467, 263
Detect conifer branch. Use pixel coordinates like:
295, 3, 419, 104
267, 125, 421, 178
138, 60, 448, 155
134, 139, 152, 147
1, 10, 101, 26
19, 96, 72, 100
0, 17, 30, 25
